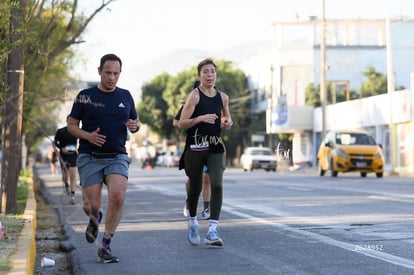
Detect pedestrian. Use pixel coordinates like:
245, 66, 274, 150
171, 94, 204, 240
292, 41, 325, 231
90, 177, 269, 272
178, 58, 233, 246
67, 53, 140, 263
173, 82, 211, 220
54, 115, 79, 204
47, 146, 59, 175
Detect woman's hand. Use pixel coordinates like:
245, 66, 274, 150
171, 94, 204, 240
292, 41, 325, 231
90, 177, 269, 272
221, 119, 233, 130
201, 113, 218, 124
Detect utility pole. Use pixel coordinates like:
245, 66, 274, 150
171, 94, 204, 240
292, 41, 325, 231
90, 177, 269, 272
385, 0, 397, 175
269, 64, 274, 149
1, 0, 26, 214
320, 0, 327, 139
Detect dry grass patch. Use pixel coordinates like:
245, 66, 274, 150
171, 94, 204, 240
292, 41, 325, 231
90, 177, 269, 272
0, 172, 29, 273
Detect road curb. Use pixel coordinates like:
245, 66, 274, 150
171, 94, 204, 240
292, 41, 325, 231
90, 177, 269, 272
7, 169, 37, 275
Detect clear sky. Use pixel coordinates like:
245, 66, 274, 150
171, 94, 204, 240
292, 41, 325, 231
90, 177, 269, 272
72, 0, 414, 91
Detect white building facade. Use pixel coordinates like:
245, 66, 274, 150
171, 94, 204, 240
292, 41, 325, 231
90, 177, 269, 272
238, 17, 414, 172
314, 83, 414, 173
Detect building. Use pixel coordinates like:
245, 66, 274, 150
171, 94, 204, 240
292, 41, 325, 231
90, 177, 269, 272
238, 17, 414, 172
314, 82, 414, 174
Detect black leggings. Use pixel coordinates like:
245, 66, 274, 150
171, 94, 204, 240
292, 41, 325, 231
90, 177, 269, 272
184, 150, 225, 220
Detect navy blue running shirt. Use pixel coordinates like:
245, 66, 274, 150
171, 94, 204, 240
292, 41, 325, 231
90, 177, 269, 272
70, 86, 138, 154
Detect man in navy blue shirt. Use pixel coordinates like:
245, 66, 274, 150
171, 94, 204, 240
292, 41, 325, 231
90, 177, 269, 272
67, 54, 140, 263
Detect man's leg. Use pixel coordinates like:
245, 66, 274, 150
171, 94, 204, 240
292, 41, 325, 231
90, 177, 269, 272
77, 153, 105, 247
95, 174, 127, 263
103, 174, 128, 234
202, 173, 211, 203
69, 167, 77, 191
61, 165, 68, 184
82, 184, 103, 219
201, 172, 211, 219
82, 183, 103, 243
60, 161, 70, 195
68, 166, 77, 204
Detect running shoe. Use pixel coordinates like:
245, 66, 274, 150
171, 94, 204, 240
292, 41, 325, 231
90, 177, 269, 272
187, 221, 200, 246
204, 230, 223, 247
85, 209, 103, 243
64, 182, 70, 195
69, 195, 76, 205
97, 247, 119, 263
201, 208, 210, 220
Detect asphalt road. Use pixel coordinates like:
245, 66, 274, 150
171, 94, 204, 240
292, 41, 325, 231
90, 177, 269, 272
34, 161, 414, 275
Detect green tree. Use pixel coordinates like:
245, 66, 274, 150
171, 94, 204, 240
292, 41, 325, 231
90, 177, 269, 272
305, 83, 321, 107
1, 0, 116, 152
138, 59, 250, 164
0, 0, 116, 214
214, 60, 250, 164
137, 73, 172, 139
359, 66, 388, 97
304, 82, 336, 107
24, 0, 115, 151
163, 70, 199, 128
305, 66, 399, 107
1, 0, 26, 214
0, 2, 11, 68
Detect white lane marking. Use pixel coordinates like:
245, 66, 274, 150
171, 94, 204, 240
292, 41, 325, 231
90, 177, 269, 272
368, 195, 414, 203
286, 186, 313, 191
130, 181, 414, 270
222, 204, 414, 270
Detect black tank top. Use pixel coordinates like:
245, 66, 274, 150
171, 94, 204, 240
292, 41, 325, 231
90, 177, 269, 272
185, 88, 225, 153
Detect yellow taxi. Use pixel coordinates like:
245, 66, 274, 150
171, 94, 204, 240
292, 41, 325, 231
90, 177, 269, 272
317, 130, 384, 178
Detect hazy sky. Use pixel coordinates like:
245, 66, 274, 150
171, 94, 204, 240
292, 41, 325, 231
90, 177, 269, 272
73, 0, 414, 90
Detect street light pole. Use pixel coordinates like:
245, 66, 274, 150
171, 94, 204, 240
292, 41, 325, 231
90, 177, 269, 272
385, 0, 397, 175
269, 64, 274, 149
320, 0, 327, 139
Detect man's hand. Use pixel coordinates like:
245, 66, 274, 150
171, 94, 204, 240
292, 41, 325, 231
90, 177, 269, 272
126, 119, 140, 133
88, 128, 106, 147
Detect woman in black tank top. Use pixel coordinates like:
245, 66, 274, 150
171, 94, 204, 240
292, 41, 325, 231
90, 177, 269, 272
178, 58, 233, 247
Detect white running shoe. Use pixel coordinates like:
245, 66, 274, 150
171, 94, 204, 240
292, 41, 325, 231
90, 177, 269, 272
204, 230, 223, 247
201, 208, 210, 220
187, 221, 200, 246
69, 195, 76, 205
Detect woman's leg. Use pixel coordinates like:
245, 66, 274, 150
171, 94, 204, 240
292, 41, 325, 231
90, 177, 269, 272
184, 150, 205, 217
206, 153, 225, 221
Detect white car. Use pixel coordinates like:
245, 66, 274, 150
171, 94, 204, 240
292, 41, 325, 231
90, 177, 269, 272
240, 147, 277, 172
